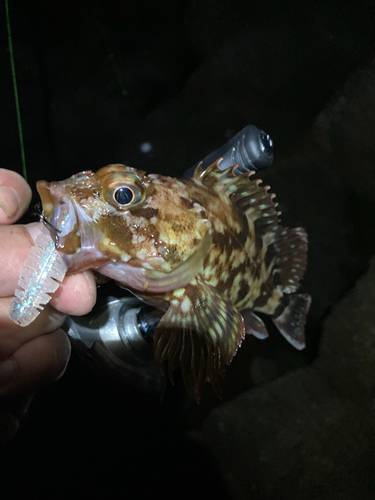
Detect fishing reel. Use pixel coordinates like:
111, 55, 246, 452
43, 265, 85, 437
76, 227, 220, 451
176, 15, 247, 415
64, 124, 274, 400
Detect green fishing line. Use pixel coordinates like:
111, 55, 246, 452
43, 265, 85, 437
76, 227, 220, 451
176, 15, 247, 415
5, 0, 27, 182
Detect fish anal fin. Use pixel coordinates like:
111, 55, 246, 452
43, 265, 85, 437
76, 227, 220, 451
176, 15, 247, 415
242, 310, 269, 339
153, 274, 245, 401
274, 227, 308, 294
272, 293, 311, 350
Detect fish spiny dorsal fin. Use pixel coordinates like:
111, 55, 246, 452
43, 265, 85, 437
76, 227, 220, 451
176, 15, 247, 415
153, 274, 245, 401
193, 161, 204, 179
195, 159, 280, 236
230, 179, 280, 236
194, 159, 254, 193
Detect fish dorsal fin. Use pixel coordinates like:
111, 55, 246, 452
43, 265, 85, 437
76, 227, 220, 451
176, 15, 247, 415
194, 160, 280, 235
272, 227, 308, 294
153, 274, 245, 401
195, 160, 308, 296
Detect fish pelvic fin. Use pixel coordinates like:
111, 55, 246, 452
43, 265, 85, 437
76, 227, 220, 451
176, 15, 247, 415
153, 274, 245, 401
272, 293, 311, 350
241, 310, 269, 339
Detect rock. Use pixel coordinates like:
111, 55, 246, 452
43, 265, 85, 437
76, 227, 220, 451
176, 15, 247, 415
195, 257, 375, 499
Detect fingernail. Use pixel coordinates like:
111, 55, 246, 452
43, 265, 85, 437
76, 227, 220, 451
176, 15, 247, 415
0, 186, 21, 218
0, 358, 16, 386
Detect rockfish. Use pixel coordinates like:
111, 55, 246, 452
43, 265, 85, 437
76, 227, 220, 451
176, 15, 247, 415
37, 161, 310, 399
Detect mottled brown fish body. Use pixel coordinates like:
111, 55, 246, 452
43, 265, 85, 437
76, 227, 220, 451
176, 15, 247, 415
37, 161, 310, 400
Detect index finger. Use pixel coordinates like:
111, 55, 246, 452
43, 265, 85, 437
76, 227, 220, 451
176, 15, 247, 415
0, 169, 32, 224
0, 225, 34, 296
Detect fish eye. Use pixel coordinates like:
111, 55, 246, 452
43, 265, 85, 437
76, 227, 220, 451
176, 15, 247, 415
114, 186, 135, 205
103, 172, 144, 209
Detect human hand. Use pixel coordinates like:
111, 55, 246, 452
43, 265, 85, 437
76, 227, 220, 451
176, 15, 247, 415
0, 168, 97, 445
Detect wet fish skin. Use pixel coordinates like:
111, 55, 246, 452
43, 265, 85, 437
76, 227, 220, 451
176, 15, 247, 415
37, 161, 310, 400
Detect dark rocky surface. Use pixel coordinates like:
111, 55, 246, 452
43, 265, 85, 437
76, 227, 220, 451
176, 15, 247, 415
195, 259, 375, 500
1, 1, 375, 498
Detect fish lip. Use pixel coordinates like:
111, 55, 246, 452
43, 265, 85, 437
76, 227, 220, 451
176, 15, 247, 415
36, 179, 110, 272
36, 180, 55, 219
36, 180, 80, 252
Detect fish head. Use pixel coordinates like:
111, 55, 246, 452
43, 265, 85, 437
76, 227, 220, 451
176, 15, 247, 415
37, 164, 211, 291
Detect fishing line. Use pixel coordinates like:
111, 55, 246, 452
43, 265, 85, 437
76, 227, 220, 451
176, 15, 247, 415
5, 0, 27, 182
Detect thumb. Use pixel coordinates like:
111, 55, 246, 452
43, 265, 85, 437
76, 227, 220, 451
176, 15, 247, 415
0, 169, 32, 224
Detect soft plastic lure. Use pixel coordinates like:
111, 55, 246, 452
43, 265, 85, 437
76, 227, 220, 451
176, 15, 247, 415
9, 231, 67, 327
9, 203, 69, 327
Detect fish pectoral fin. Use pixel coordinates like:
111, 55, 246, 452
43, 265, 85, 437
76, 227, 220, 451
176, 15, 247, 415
241, 310, 269, 339
153, 275, 245, 401
272, 293, 311, 350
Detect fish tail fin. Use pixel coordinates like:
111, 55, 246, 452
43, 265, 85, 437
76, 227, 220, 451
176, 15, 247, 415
272, 293, 311, 350
153, 275, 245, 401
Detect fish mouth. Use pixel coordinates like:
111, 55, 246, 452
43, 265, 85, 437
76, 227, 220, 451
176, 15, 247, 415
36, 180, 108, 273
37, 180, 81, 254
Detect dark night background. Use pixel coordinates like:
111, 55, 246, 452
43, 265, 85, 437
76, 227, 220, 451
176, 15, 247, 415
1, 0, 375, 498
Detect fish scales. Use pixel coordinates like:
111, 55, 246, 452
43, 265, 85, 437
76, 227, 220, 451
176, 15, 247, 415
36, 161, 310, 400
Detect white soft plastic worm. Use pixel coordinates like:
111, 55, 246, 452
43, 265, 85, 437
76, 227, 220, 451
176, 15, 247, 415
9, 232, 67, 327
